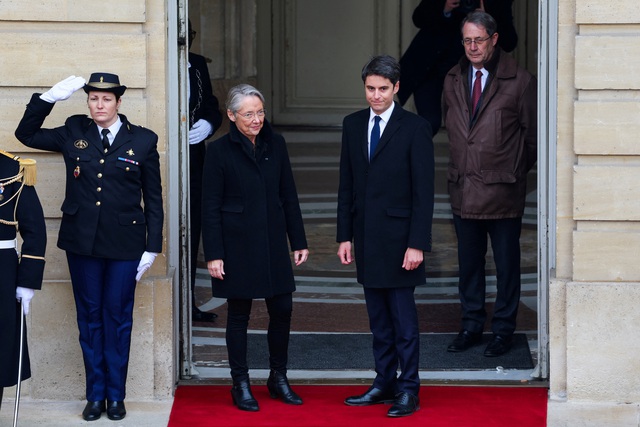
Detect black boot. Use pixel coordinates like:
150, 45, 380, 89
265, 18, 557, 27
230, 380, 259, 412
267, 370, 303, 405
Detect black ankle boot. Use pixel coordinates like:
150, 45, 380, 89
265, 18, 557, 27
231, 380, 259, 411
267, 370, 303, 405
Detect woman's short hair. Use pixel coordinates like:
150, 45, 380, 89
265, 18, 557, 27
226, 84, 265, 113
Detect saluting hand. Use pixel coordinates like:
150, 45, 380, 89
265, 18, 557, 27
40, 75, 87, 103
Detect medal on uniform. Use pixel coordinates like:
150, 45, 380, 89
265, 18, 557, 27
74, 166, 80, 178
126, 149, 135, 156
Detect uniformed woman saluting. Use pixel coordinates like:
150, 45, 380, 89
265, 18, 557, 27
15, 73, 164, 422
0, 151, 46, 412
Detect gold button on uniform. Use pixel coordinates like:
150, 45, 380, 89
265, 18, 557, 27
97, 187, 102, 192
126, 167, 130, 171
99, 159, 105, 164
96, 201, 101, 206
97, 173, 103, 178
132, 220, 137, 224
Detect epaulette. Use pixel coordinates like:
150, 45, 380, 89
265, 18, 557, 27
0, 149, 37, 186
19, 158, 37, 186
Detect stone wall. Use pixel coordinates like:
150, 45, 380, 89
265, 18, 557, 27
549, 0, 640, 424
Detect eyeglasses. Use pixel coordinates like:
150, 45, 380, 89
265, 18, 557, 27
461, 36, 492, 46
236, 110, 266, 120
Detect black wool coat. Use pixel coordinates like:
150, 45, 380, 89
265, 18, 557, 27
337, 103, 435, 288
0, 154, 46, 386
201, 121, 307, 299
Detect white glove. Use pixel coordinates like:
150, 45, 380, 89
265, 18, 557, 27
136, 251, 158, 281
16, 287, 35, 315
40, 75, 87, 103
188, 119, 213, 144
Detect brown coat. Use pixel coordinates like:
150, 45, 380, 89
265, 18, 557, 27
443, 49, 537, 219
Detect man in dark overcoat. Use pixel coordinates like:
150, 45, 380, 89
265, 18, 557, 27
337, 55, 434, 418
442, 11, 536, 357
0, 151, 46, 409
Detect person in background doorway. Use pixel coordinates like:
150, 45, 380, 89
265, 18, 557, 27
15, 72, 164, 421
442, 11, 536, 357
202, 84, 309, 412
337, 55, 434, 418
187, 19, 223, 323
0, 151, 46, 413
398, 0, 517, 136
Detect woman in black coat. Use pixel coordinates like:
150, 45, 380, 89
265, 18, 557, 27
202, 84, 309, 412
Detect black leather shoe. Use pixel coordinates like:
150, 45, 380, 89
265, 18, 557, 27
344, 386, 396, 406
231, 380, 259, 411
267, 370, 303, 405
484, 334, 512, 357
82, 400, 106, 421
447, 329, 483, 352
387, 392, 420, 417
106, 400, 126, 421
193, 308, 218, 322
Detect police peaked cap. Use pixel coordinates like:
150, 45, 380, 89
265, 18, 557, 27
83, 72, 127, 96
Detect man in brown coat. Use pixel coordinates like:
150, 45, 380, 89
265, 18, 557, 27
442, 10, 536, 357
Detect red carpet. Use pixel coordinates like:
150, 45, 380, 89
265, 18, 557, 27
168, 385, 547, 427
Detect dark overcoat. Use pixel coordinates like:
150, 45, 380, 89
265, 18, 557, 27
336, 103, 434, 288
0, 153, 46, 386
15, 94, 163, 259
201, 120, 307, 299
442, 49, 537, 219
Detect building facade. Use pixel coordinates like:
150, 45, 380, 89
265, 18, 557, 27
2, 0, 639, 424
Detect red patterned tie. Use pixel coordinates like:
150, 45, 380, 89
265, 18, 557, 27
471, 70, 483, 113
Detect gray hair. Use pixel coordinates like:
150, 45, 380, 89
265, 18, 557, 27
225, 84, 266, 113
461, 10, 498, 36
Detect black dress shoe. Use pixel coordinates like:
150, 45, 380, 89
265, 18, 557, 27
267, 370, 303, 405
82, 400, 106, 421
484, 334, 512, 357
344, 386, 396, 406
447, 329, 483, 352
387, 392, 420, 417
231, 380, 259, 411
106, 401, 126, 421
193, 308, 218, 322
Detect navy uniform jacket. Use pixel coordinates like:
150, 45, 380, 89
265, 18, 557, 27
0, 152, 46, 386
15, 94, 163, 260
189, 52, 222, 132
336, 103, 434, 288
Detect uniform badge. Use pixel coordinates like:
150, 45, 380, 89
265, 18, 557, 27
74, 139, 89, 149
126, 149, 135, 156
74, 166, 80, 178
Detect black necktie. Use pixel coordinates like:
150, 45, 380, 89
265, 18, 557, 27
370, 116, 381, 161
101, 128, 110, 152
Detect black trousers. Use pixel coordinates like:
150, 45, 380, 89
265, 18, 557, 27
226, 293, 293, 382
453, 215, 523, 337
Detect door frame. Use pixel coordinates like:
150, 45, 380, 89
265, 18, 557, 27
175, 0, 558, 382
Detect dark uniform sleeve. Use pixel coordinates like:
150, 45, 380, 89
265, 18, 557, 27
16, 180, 47, 290
189, 53, 223, 133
